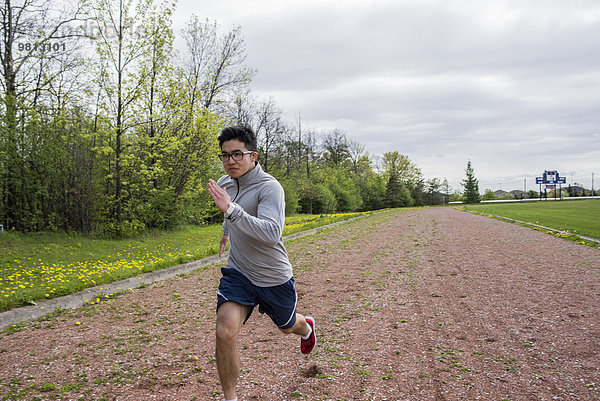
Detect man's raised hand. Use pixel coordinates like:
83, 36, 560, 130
208, 179, 231, 213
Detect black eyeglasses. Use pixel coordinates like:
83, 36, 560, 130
218, 151, 254, 162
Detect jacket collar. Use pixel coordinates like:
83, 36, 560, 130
236, 161, 261, 186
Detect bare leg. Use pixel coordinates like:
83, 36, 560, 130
279, 313, 309, 337
216, 301, 251, 400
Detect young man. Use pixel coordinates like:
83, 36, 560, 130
207, 125, 316, 401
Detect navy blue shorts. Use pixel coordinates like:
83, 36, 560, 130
217, 268, 298, 329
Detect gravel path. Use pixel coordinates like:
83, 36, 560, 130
1, 207, 599, 400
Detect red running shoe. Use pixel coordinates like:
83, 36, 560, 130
301, 316, 316, 354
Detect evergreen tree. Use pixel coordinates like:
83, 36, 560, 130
442, 178, 451, 204
462, 160, 481, 203
385, 173, 413, 207
385, 173, 402, 207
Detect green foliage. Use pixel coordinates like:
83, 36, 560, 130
381, 151, 421, 208
323, 167, 363, 212
96, 220, 147, 239
450, 190, 464, 202
409, 179, 426, 206
360, 175, 387, 211
425, 178, 445, 205
385, 173, 415, 208
482, 189, 496, 201
298, 181, 337, 214
385, 173, 403, 207
382, 151, 422, 185
462, 160, 481, 203
124, 111, 222, 230
280, 178, 299, 215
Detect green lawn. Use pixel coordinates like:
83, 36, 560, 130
0, 212, 367, 312
465, 199, 600, 239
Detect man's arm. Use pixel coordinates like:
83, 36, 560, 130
208, 178, 285, 247
208, 179, 232, 257
225, 182, 285, 247
219, 234, 229, 257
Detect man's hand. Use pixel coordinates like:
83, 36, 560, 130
219, 234, 229, 257
208, 179, 231, 213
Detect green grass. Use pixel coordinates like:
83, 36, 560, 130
282, 212, 366, 236
0, 213, 368, 312
464, 199, 600, 239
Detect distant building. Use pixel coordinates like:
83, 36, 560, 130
494, 190, 510, 198
510, 190, 525, 199
567, 185, 586, 196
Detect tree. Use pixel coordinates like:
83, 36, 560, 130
361, 173, 386, 211
302, 128, 317, 179
450, 189, 464, 202
351, 153, 379, 209
90, 0, 161, 226
426, 178, 442, 205
410, 178, 426, 206
224, 91, 255, 127
381, 151, 422, 208
385, 172, 404, 207
348, 138, 367, 174
321, 129, 350, 167
0, 0, 86, 230
462, 160, 481, 203
255, 97, 285, 173
180, 16, 255, 115
442, 178, 451, 204
381, 151, 422, 186
298, 180, 336, 214
322, 166, 362, 212
482, 189, 496, 201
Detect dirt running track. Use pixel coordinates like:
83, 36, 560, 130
1, 207, 599, 401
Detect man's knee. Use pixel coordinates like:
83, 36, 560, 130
216, 322, 239, 343
216, 302, 250, 344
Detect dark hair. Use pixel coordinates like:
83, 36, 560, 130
218, 125, 257, 151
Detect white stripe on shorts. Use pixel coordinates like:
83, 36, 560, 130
217, 290, 229, 301
279, 289, 298, 328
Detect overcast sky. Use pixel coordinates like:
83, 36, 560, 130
173, 0, 599, 192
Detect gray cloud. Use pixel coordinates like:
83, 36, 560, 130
175, 0, 600, 190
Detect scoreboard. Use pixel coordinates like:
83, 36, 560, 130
536, 170, 566, 185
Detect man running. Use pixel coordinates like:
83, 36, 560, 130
207, 125, 316, 401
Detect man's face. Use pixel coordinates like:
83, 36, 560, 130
220, 139, 257, 179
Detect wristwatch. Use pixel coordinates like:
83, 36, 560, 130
224, 202, 235, 218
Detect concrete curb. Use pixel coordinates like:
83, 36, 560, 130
0, 214, 368, 330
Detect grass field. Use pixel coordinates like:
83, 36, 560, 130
465, 199, 600, 240
0, 212, 366, 312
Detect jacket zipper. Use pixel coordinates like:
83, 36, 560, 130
233, 178, 240, 202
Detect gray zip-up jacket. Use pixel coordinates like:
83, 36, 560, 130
217, 162, 293, 287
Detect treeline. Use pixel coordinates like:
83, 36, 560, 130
0, 0, 451, 236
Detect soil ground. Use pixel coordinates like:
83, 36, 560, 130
1, 207, 599, 401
